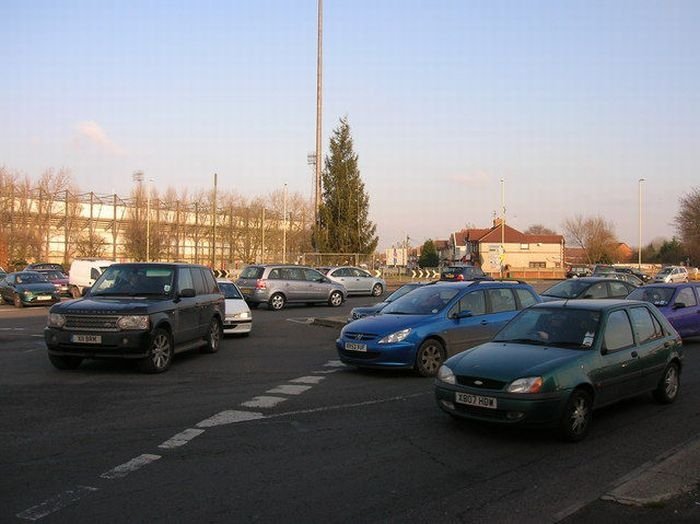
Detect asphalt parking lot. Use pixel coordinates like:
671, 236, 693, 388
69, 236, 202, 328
0, 288, 698, 523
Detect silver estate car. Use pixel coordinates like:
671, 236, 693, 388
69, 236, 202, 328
236, 264, 347, 311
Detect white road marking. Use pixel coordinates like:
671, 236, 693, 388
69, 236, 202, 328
290, 376, 325, 384
269, 392, 428, 419
197, 409, 265, 427
16, 486, 99, 521
267, 384, 312, 395
100, 454, 161, 480
313, 369, 341, 374
323, 360, 345, 368
0, 327, 26, 331
241, 396, 288, 408
158, 428, 205, 449
286, 317, 315, 325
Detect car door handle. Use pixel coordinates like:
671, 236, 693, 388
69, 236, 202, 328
631, 351, 639, 358
480, 320, 489, 325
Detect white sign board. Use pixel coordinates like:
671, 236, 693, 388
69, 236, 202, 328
386, 248, 407, 267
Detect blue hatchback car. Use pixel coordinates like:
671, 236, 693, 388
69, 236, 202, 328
336, 280, 542, 376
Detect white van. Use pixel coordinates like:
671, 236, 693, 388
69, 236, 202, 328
68, 259, 114, 298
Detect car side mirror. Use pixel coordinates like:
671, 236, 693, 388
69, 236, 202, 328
451, 310, 472, 319
672, 302, 686, 310
583, 294, 593, 299
179, 288, 196, 298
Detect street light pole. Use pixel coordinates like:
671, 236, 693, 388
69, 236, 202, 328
283, 183, 288, 264
638, 178, 645, 270
500, 178, 505, 277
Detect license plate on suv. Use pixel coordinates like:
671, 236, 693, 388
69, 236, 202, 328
71, 334, 102, 344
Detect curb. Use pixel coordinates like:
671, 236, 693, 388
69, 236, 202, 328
601, 434, 700, 506
311, 317, 346, 328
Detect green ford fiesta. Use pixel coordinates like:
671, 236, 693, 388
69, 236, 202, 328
434, 299, 683, 441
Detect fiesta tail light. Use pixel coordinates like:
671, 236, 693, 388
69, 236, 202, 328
255, 279, 267, 290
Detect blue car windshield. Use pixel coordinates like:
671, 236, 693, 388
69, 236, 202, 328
626, 287, 674, 307
382, 286, 459, 315
494, 308, 601, 349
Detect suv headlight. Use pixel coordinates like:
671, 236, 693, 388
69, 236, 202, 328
23, 291, 33, 298
378, 328, 411, 344
47, 313, 66, 328
117, 315, 150, 330
506, 377, 543, 394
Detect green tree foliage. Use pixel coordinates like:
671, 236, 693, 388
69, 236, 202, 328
675, 187, 700, 265
657, 237, 686, 264
317, 117, 378, 255
419, 239, 439, 268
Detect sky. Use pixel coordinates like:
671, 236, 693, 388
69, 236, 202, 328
2, 1, 699, 251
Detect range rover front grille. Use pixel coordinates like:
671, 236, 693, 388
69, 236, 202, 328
64, 315, 120, 332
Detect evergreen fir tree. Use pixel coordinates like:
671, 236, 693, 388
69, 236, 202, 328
317, 117, 378, 254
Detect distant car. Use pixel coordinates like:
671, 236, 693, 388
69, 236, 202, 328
626, 283, 700, 339
566, 266, 591, 278
25, 262, 66, 273
540, 277, 637, 302
439, 265, 490, 281
236, 264, 346, 311
590, 264, 616, 276
324, 266, 386, 297
0, 271, 61, 308
217, 279, 252, 336
654, 266, 689, 283
607, 272, 644, 287
613, 266, 652, 283
435, 299, 684, 441
36, 269, 70, 296
348, 282, 428, 322
337, 280, 541, 376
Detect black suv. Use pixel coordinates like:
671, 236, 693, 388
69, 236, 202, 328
45, 263, 225, 373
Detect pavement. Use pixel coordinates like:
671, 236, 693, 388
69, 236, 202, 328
312, 313, 700, 523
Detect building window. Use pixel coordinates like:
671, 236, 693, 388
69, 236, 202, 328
529, 261, 546, 268
520, 243, 529, 250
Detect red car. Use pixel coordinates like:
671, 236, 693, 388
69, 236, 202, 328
36, 269, 70, 296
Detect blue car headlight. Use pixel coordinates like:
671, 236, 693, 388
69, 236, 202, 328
378, 328, 411, 344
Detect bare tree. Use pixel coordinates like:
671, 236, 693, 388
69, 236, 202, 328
524, 224, 557, 235
562, 215, 618, 264
675, 187, 700, 265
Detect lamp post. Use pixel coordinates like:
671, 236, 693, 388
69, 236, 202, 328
638, 178, 645, 270
500, 178, 505, 277
283, 183, 288, 264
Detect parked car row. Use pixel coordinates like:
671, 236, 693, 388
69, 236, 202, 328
338, 274, 692, 441
567, 263, 691, 284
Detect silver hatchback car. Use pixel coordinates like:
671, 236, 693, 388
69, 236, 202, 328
236, 264, 347, 311
321, 266, 386, 297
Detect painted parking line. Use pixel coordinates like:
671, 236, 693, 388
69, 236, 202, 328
196, 410, 265, 428
241, 396, 288, 408
323, 360, 345, 368
100, 454, 161, 480
266, 384, 312, 395
158, 428, 206, 449
16, 486, 99, 521
290, 376, 325, 385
